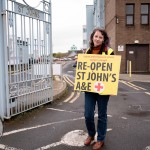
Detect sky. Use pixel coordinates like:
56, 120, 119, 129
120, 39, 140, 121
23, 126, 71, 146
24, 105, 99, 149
51, 0, 93, 53
16, 0, 93, 53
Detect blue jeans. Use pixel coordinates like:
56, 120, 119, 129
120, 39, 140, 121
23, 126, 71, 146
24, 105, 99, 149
84, 92, 109, 142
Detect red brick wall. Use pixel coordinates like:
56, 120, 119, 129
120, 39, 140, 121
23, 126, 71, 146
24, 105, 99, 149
105, 0, 150, 73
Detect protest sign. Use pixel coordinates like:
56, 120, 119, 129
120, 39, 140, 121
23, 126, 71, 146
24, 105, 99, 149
74, 54, 121, 95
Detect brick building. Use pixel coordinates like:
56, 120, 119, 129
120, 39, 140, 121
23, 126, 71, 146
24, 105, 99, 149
105, 0, 150, 73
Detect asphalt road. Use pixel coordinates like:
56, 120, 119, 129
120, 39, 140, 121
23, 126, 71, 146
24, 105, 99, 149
0, 61, 150, 150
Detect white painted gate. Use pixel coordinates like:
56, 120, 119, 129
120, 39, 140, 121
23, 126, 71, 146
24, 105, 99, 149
0, 0, 53, 119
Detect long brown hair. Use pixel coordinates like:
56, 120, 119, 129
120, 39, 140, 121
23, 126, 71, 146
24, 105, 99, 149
87, 27, 110, 54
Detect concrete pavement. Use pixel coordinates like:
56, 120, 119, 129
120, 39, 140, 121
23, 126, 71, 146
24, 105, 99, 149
53, 77, 67, 101
119, 74, 150, 82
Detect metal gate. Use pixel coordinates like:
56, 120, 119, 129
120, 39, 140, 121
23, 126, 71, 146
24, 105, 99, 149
0, 0, 53, 119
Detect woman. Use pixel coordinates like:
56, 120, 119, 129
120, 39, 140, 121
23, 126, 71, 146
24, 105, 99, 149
84, 28, 114, 150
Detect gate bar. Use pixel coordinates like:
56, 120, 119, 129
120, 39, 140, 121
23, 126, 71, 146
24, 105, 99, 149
0, 0, 10, 120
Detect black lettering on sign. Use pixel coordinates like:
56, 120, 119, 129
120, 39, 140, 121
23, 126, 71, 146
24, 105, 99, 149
76, 72, 86, 80
103, 63, 112, 71
75, 82, 81, 90
77, 62, 87, 70
87, 72, 109, 82
90, 62, 96, 70
97, 73, 102, 81
87, 82, 91, 91
111, 74, 116, 82
87, 72, 97, 81
75, 82, 91, 91
90, 62, 113, 71
81, 82, 86, 90
103, 73, 109, 81
97, 62, 101, 70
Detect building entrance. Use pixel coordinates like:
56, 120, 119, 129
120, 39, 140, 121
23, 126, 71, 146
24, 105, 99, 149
126, 44, 149, 73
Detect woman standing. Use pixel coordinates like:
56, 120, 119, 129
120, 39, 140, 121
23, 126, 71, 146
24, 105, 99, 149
84, 28, 114, 150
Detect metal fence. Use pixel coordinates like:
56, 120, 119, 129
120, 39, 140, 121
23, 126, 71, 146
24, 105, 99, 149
0, 0, 53, 119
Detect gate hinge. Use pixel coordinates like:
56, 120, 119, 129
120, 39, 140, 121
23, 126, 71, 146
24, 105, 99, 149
1, 11, 6, 15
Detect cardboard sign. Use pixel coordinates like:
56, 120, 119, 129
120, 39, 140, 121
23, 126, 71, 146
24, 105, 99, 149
74, 54, 121, 95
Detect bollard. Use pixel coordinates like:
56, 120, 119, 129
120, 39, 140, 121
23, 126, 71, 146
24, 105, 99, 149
129, 61, 132, 77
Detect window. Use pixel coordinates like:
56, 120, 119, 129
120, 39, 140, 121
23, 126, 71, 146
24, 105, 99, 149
126, 4, 134, 25
141, 4, 149, 25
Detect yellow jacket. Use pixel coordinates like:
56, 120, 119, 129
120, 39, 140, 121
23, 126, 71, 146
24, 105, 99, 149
85, 47, 114, 55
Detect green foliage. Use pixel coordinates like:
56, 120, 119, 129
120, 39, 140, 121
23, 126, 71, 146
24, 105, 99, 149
53, 52, 68, 58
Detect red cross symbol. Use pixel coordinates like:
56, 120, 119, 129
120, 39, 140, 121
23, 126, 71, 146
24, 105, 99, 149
94, 82, 104, 93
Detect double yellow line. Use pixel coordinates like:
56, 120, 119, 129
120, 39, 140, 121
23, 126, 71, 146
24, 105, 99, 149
63, 75, 80, 103
119, 80, 150, 95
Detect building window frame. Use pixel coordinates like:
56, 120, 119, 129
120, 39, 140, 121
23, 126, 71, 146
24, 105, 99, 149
126, 4, 135, 26
141, 3, 149, 25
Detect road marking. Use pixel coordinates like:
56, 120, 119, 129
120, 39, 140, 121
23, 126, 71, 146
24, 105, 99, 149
63, 75, 80, 103
64, 75, 74, 85
2, 108, 113, 137
61, 130, 88, 147
63, 92, 74, 102
69, 92, 80, 103
1, 106, 113, 150
0, 144, 22, 150
119, 91, 146, 94
143, 120, 150, 122
63, 91, 80, 103
119, 80, 140, 90
63, 75, 74, 86
145, 146, 150, 150
121, 117, 127, 119
2, 117, 85, 136
107, 128, 112, 131
67, 71, 73, 73
47, 108, 76, 113
35, 142, 62, 150
63, 75, 73, 86
0, 144, 5, 149
35, 129, 112, 149
145, 92, 150, 96
127, 82, 146, 90
47, 108, 113, 119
